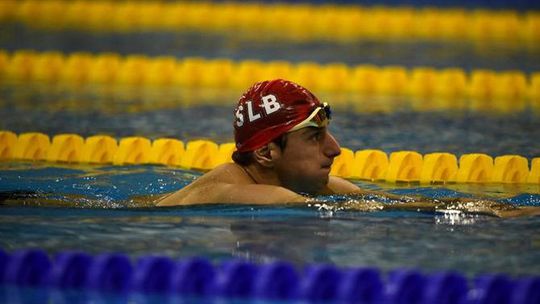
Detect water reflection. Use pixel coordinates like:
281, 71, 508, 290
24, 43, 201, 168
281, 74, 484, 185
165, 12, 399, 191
230, 215, 335, 265
435, 209, 479, 225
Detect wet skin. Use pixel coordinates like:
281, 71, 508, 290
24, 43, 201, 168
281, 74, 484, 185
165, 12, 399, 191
272, 126, 341, 194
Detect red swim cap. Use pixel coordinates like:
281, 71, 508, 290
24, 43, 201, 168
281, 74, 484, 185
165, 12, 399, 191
233, 79, 322, 152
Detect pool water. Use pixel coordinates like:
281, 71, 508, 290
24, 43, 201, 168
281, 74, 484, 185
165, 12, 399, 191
1, 9, 540, 303
1, 160, 540, 278
2, 83, 540, 158
1, 68, 540, 284
2, 24, 539, 73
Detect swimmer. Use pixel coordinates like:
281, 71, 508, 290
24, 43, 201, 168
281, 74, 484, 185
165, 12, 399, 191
157, 79, 540, 218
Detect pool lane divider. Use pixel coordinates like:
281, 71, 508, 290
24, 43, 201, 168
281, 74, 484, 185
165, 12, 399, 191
1, 50, 540, 105
0, 0, 539, 47
1, 131, 539, 184
0, 248, 538, 303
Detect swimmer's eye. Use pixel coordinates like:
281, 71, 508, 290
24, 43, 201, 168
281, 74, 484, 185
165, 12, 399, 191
310, 129, 324, 141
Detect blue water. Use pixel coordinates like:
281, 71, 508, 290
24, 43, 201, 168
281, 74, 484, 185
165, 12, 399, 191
1, 80, 540, 280
1, 6, 539, 303
1, 24, 539, 73
1, 161, 540, 278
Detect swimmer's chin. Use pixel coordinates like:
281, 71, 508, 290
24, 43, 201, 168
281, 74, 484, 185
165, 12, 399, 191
297, 178, 330, 196
321, 165, 332, 172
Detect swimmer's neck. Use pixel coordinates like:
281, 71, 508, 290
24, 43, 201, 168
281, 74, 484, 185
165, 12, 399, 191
238, 163, 326, 195
239, 163, 281, 187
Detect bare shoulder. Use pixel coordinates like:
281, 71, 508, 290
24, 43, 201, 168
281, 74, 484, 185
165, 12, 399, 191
198, 163, 253, 184
156, 163, 305, 206
156, 163, 250, 206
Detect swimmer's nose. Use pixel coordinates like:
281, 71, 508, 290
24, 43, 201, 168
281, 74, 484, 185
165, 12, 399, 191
323, 131, 341, 158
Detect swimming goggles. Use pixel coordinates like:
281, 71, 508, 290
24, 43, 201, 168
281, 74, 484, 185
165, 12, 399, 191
289, 102, 332, 132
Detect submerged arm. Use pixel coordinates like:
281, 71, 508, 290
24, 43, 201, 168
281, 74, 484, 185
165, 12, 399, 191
325, 176, 540, 218
342, 192, 540, 218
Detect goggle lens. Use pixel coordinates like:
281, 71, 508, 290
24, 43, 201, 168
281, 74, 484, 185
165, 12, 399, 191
289, 102, 331, 132
313, 103, 331, 126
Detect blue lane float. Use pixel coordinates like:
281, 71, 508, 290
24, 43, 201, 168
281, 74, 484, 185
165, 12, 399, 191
0, 248, 539, 304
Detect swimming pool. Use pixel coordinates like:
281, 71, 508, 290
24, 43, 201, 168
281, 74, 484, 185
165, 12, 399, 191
1, 100, 540, 302
1, 1, 540, 303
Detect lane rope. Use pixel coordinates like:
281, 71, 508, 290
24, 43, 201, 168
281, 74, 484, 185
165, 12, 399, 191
1, 50, 539, 104
0, 1, 539, 47
0, 248, 537, 303
1, 131, 539, 184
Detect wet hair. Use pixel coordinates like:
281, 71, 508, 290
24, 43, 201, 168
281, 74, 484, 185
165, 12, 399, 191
232, 134, 288, 166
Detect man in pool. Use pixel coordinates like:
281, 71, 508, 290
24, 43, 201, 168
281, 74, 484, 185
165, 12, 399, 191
157, 79, 539, 217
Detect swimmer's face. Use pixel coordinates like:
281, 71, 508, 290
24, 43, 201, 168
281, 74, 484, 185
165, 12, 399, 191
271, 127, 341, 194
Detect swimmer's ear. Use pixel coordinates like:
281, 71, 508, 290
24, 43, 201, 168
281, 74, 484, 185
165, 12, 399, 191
253, 144, 275, 168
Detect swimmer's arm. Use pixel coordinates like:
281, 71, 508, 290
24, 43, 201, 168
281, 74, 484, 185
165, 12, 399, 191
350, 197, 540, 218
384, 201, 540, 218
324, 178, 540, 218
491, 206, 540, 218
157, 183, 307, 206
